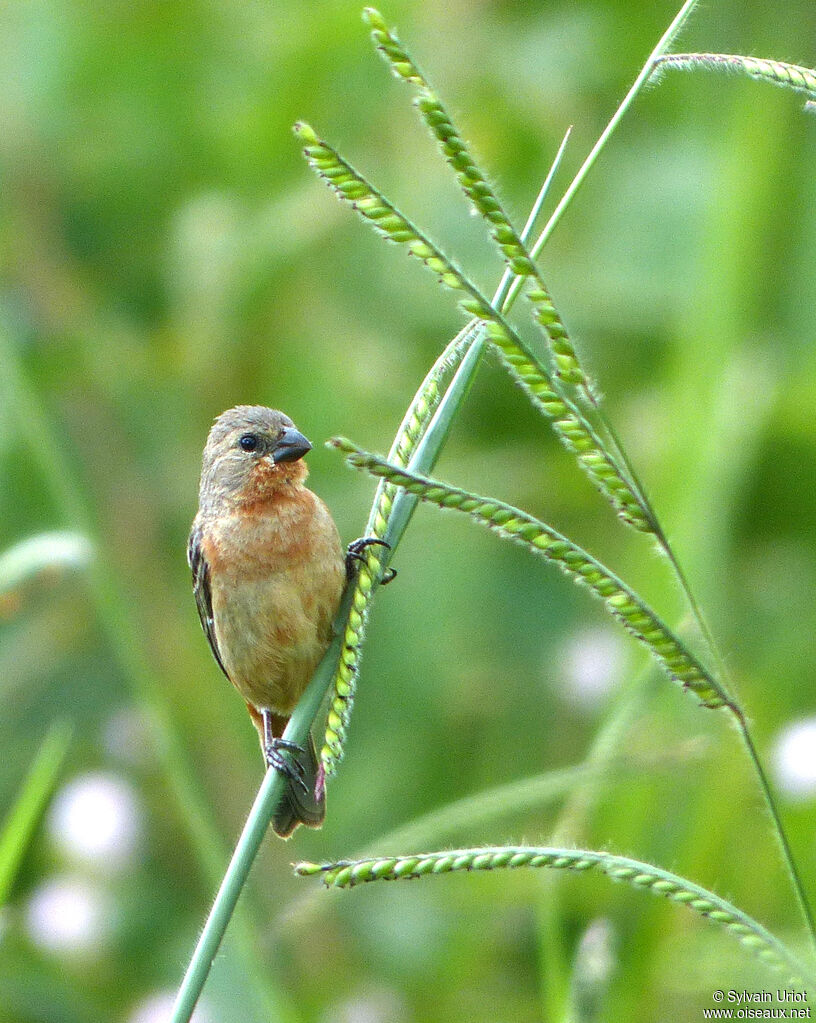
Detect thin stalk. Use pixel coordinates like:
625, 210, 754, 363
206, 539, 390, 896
734, 709, 816, 952
648, 548, 799, 958
595, 421, 732, 693
492, 125, 572, 314
171, 584, 356, 1023
502, 0, 701, 313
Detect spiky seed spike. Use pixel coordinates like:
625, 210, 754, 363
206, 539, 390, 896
293, 846, 807, 985
330, 441, 732, 711
295, 123, 655, 534
362, 9, 590, 390
652, 53, 816, 112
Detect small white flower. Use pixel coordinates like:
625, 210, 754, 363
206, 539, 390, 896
773, 718, 816, 798
557, 628, 623, 707
48, 772, 142, 871
25, 876, 109, 956
574, 917, 615, 984
321, 989, 405, 1023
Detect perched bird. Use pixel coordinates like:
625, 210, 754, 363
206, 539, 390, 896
188, 405, 347, 838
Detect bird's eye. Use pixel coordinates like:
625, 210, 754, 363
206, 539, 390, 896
239, 433, 259, 452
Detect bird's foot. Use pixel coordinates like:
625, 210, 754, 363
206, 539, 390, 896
346, 537, 396, 585
265, 738, 308, 793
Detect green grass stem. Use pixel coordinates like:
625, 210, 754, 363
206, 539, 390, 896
171, 584, 358, 1023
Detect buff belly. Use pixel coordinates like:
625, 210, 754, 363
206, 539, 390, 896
203, 488, 345, 716
210, 567, 336, 714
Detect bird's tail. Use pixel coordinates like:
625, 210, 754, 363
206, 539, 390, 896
272, 732, 326, 839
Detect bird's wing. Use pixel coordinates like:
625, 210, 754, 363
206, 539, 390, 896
188, 524, 229, 680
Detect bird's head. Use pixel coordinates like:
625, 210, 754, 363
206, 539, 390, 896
198, 405, 313, 510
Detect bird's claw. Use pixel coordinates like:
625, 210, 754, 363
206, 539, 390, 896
347, 536, 390, 561
265, 738, 309, 793
346, 536, 396, 584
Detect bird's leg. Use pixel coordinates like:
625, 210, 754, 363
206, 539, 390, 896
346, 537, 397, 585
262, 710, 308, 793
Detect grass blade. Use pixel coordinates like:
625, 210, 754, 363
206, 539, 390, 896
493, 125, 573, 313
0, 721, 73, 908
0, 533, 93, 601
516, 0, 700, 276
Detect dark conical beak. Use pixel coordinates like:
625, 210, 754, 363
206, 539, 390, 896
272, 426, 312, 463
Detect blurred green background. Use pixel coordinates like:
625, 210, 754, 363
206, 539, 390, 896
1, 0, 816, 1020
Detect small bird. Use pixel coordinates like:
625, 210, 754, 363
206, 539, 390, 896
188, 405, 348, 837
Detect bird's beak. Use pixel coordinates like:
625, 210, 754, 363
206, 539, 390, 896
271, 426, 312, 464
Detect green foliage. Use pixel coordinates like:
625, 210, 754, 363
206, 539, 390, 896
2, 1, 816, 1021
